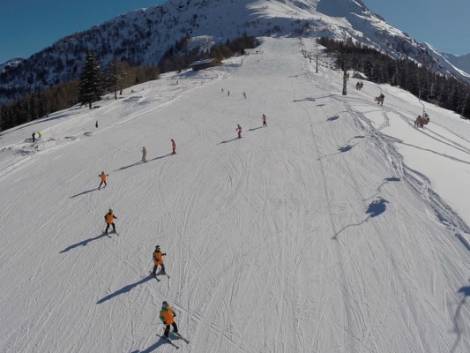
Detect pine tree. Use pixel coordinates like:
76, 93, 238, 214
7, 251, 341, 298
79, 52, 102, 109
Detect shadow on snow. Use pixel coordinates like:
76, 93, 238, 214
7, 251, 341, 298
60, 232, 111, 253
70, 187, 99, 198
115, 154, 173, 171
97, 275, 154, 304
333, 198, 390, 239
450, 282, 470, 353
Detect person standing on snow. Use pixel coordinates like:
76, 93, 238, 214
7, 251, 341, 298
95, 121, 99, 128
236, 124, 242, 139
171, 139, 176, 155
152, 245, 167, 277
160, 301, 178, 338
142, 146, 147, 162
262, 114, 267, 127
104, 209, 117, 234
98, 171, 109, 190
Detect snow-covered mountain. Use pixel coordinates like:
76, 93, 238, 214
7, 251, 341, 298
443, 52, 470, 75
0, 0, 468, 105
0, 58, 24, 74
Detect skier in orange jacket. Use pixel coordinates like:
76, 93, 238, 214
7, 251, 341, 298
160, 301, 178, 338
171, 139, 176, 155
152, 245, 166, 277
98, 171, 108, 190
104, 209, 117, 234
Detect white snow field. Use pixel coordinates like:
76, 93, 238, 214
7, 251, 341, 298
1, 38, 470, 353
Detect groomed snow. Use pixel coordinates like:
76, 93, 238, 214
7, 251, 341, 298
0, 38, 469, 353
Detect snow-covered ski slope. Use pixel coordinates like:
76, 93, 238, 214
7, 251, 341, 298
1, 38, 470, 353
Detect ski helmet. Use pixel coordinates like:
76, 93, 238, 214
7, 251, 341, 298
108, 208, 113, 213
155, 245, 160, 250
162, 301, 169, 308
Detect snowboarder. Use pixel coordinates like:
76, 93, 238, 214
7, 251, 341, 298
171, 139, 176, 155
95, 121, 99, 128
98, 171, 108, 190
236, 124, 242, 139
262, 114, 267, 127
104, 209, 117, 234
160, 301, 178, 338
152, 245, 167, 277
142, 146, 147, 163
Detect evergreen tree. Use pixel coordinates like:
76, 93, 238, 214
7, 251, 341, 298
79, 52, 102, 109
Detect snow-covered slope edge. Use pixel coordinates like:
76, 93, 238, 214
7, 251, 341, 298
1, 0, 467, 105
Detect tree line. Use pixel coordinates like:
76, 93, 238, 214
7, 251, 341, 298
318, 37, 470, 119
0, 35, 259, 131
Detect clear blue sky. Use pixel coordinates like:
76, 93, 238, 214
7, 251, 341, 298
0, 0, 469, 63
363, 0, 470, 55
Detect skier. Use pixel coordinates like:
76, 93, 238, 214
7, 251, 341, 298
95, 120, 99, 128
152, 245, 167, 277
142, 146, 147, 163
171, 138, 176, 155
32, 132, 36, 143
262, 114, 267, 127
98, 171, 108, 190
160, 301, 178, 338
104, 209, 117, 234
236, 124, 242, 139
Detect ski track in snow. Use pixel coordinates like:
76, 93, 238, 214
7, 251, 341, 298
1, 38, 470, 353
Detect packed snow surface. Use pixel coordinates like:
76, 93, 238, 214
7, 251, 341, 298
1, 38, 470, 353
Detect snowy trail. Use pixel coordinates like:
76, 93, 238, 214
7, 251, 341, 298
1, 38, 470, 353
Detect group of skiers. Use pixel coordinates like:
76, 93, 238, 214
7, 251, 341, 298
84, 87, 270, 343
355, 81, 364, 91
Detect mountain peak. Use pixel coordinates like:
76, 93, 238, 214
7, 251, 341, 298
0, 0, 466, 105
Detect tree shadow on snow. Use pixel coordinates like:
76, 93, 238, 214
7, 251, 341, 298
333, 198, 389, 239
338, 144, 354, 153
450, 282, 470, 353
97, 275, 154, 304
60, 232, 111, 253
70, 187, 99, 198
364, 177, 401, 201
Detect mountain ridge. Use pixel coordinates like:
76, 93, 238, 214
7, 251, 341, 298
0, 0, 467, 105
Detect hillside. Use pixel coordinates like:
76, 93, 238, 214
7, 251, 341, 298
1, 37, 469, 353
444, 52, 470, 75
1, 0, 467, 105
